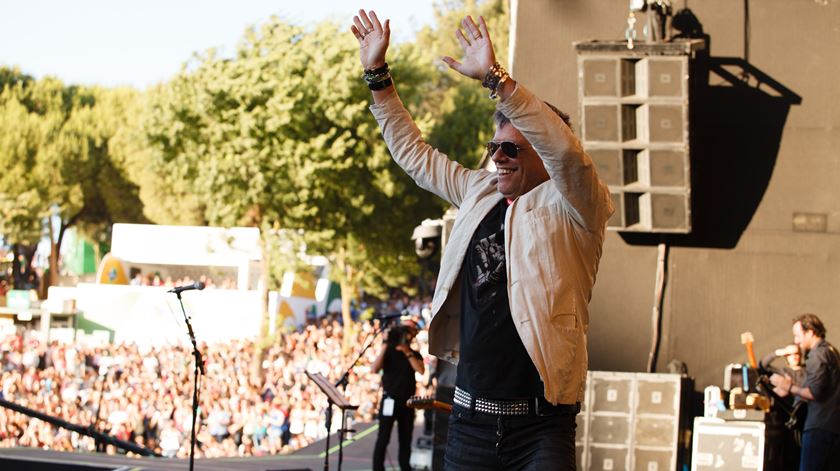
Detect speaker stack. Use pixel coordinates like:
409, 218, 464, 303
576, 371, 693, 471
575, 40, 704, 233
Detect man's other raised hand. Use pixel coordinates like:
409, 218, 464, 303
442, 15, 497, 82
351, 9, 390, 71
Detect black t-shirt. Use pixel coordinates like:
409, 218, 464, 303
381, 346, 421, 401
456, 198, 544, 399
803, 340, 840, 434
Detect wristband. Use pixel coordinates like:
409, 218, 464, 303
368, 77, 393, 91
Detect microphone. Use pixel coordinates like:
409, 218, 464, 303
167, 281, 206, 294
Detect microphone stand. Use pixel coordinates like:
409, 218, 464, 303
175, 291, 205, 471
91, 365, 108, 452
331, 322, 388, 471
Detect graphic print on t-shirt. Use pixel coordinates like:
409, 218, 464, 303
473, 226, 505, 300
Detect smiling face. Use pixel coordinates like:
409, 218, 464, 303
491, 123, 550, 200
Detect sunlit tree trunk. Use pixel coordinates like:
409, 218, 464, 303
251, 217, 271, 382
336, 247, 363, 354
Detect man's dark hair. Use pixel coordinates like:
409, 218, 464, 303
493, 101, 572, 131
794, 313, 827, 338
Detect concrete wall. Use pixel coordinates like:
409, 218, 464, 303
510, 0, 840, 388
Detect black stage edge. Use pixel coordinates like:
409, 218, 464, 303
0, 421, 428, 471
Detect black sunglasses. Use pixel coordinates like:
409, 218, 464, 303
486, 141, 530, 159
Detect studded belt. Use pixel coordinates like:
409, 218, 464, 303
453, 387, 531, 416
453, 387, 581, 417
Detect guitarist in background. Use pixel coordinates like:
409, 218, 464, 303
759, 343, 806, 470
770, 313, 840, 471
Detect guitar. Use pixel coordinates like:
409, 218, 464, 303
406, 395, 453, 413
742, 331, 806, 444
755, 374, 807, 445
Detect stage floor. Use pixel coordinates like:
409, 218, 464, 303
0, 420, 431, 471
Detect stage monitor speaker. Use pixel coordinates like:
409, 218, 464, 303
410, 436, 433, 470
634, 448, 675, 471
590, 372, 635, 414
691, 418, 765, 471
589, 445, 630, 471
589, 415, 632, 445
634, 416, 677, 448
576, 371, 693, 471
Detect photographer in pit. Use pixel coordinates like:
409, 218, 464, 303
370, 318, 424, 471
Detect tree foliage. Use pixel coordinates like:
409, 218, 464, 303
0, 67, 146, 290
416, 0, 510, 169
138, 18, 444, 354
0, 0, 511, 308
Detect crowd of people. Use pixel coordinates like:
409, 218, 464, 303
0, 303, 432, 459
129, 272, 238, 290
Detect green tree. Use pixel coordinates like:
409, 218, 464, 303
0, 69, 43, 251
0, 68, 146, 293
140, 18, 443, 362
415, 0, 510, 168
117, 82, 207, 227
0, 69, 44, 288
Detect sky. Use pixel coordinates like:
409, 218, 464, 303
0, 1, 438, 89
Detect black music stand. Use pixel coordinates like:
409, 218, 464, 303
306, 371, 359, 471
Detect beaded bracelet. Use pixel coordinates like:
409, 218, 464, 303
363, 63, 391, 85
363, 62, 393, 91
364, 63, 389, 76
482, 62, 510, 100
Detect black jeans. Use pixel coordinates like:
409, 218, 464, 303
444, 403, 577, 470
800, 428, 840, 471
373, 398, 415, 471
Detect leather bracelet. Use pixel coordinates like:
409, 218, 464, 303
368, 77, 393, 91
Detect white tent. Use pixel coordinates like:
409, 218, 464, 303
111, 223, 261, 289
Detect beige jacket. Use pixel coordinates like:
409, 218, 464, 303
371, 84, 613, 405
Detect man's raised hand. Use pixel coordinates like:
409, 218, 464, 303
351, 9, 390, 70
442, 15, 497, 81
